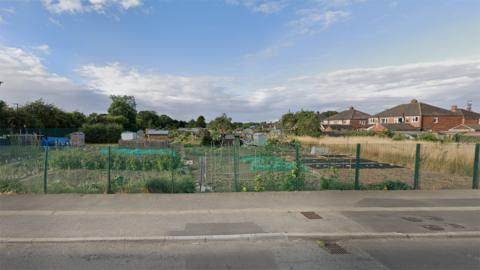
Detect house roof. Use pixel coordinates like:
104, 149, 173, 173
449, 124, 480, 132
326, 107, 371, 121
321, 124, 355, 131
454, 109, 480, 120
378, 123, 421, 132
374, 100, 456, 117
146, 129, 169, 135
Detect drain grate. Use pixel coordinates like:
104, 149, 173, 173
301, 211, 323, 219
422, 224, 444, 231
402, 216, 423, 222
321, 241, 349, 254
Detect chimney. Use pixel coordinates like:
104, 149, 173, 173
451, 105, 458, 112
349, 106, 354, 110
410, 99, 418, 104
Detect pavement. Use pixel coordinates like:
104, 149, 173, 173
1, 191, 480, 269
1, 238, 479, 269
1, 190, 479, 241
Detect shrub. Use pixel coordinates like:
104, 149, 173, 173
175, 175, 196, 193
392, 133, 407, 141
146, 175, 196, 193
80, 123, 122, 143
76, 182, 106, 193
146, 177, 171, 193
366, 180, 411, 190
49, 182, 75, 193
320, 177, 355, 190
417, 133, 439, 142
0, 179, 24, 193
253, 174, 264, 192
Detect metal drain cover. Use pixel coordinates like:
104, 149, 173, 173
301, 211, 323, 219
320, 241, 349, 254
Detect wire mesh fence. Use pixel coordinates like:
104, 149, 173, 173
1, 141, 479, 194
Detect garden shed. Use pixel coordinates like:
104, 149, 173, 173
253, 133, 267, 146
70, 132, 85, 147
121, 131, 137, 141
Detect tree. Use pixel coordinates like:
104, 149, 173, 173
294, 110, 322, 137
137, 111, 159, 129
280, 112, 296, 132
195, 115, 206, 128
208, 113, 233, 132
0, 101, 14, 129
107, 95, 137, 129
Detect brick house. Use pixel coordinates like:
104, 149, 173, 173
321, 107, 370, 131
451, 105, 480, 125
368, 99, 463, 132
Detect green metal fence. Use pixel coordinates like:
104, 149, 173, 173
1, 142, 479, 194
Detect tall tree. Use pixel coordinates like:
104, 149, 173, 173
195, 115, 207, 128
137, 111, 159, 129
208, 113, 233, 132
107, 95, 137, 129
0, 100, 14, 129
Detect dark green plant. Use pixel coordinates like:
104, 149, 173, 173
146, 177, 171, 193
0, 179, 24, 193
254, 174, 264, 192
366, 180, 411, 190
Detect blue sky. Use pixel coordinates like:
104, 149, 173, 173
0, 0, 479, 121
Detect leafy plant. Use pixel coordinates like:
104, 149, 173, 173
0, 179, 24, 193
253, 174, 264, 192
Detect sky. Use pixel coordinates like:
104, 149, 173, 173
0, 0, 479, 122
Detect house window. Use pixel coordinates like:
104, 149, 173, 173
395, 117, 404, 123
433, 117, 439, 124
381, 118, 387, 124
412, 116, 419, 123
369, 118, 376, 124
343, 120, 348, 124
360, 120, 366, 125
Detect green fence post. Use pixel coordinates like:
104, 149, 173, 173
413, 144, 421, 190
233, 136, 240, 192
473, 144, 480, 189
107, 146, 112, 194
354, 144, 361, 190
43, 146, 49, 194
295, 143, 301, 191
171, 148, 175, 193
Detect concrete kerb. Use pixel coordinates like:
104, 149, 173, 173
2, 231, 480, 244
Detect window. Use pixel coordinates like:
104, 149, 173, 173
395, 117, 404, 123
381, 118, 387, 124
412, 116, 419, 123
433, 117, 439, 124
360, 120, 366, 125
369, 118, 376, 124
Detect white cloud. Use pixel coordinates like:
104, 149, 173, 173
226, 0, 286, 14
48, 17, 63, 27
291, 9, 350, 34
76, 63, 241, 118
32, 44, 50, 55
250, 59, 480, 118
0, 46, 109, 113
42, 0, 143, 14
1, 7, 15, 14
1, 45, 479, 121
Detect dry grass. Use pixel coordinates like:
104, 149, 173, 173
294, 136, 476, 178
